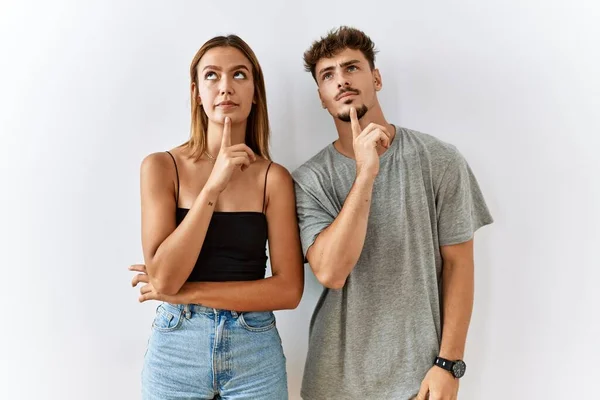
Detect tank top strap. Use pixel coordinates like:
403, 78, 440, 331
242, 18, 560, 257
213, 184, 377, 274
262, 162, 273, 213
165, 151, 180, 206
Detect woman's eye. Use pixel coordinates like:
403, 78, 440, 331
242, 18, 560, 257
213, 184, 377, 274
205, 71, 217, 80
233, 71, 247, 79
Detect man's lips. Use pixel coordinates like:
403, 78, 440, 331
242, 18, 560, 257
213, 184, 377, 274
337, 91, 358, 100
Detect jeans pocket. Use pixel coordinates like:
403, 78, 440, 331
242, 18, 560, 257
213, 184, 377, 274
152, 304, 184, 332
238, 311, 276, 332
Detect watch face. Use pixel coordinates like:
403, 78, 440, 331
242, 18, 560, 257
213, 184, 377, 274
452, 360, 466, 378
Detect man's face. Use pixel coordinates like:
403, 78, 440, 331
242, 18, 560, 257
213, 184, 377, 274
314, 48, 381, 122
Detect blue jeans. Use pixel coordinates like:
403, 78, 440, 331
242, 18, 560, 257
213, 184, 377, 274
142, 303, 288, 399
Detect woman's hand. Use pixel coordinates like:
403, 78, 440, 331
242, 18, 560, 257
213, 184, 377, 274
130, 263, 190, 303
204, 116, 256, 194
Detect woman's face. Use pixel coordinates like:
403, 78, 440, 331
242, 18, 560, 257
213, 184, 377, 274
195, 46, 255, 125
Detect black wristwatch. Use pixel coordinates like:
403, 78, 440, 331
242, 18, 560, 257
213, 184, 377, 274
434, 357, 466, 379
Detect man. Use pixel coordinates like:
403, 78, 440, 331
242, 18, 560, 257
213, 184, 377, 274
292, 26, 493, 400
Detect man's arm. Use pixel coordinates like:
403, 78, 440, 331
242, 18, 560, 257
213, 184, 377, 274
306, 108, 390, 289
416, 240, 474, 400
306, 175, 374, 289
418, 144, 492, 399
439, 239, 475, 360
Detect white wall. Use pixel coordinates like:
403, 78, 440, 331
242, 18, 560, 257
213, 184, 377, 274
1, 0, 598, 399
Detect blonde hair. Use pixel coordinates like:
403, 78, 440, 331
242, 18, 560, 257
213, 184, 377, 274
184, 35, 271, 160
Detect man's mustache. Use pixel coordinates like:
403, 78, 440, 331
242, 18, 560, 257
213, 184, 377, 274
335, 88, 360, 100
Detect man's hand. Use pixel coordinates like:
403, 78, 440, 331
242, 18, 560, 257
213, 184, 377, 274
416, 366, 459, 400
350, 107, 391, 179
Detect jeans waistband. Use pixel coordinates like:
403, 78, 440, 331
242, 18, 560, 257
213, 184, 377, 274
165, 302, 241, 318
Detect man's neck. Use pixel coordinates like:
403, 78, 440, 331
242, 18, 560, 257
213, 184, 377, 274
333, 106, 396, 159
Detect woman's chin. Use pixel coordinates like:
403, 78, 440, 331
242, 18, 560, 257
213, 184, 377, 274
207, 110, 250, 125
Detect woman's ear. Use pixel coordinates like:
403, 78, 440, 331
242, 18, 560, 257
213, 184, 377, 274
191, 82, 201, 105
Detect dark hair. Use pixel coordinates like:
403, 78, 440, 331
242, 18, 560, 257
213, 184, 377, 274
303, 26, 378, 82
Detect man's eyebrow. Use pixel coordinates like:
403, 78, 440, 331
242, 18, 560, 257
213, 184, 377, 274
340, 59, 360, 68
317, 65, 335, 77
317, 59, 361, 77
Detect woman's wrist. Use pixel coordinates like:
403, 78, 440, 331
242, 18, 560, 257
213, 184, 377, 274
198, 185, 220, 206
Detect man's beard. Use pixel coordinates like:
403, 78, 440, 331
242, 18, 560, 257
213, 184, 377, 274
337, 104, 368, 122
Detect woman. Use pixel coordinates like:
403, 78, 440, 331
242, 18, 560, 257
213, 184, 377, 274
129, 35, 303, 400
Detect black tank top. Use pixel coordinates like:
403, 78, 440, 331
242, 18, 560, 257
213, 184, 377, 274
166, 151, 272, 282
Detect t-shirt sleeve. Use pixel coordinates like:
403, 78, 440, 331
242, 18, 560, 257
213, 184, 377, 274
293, 179, 336, 261
436, 150, 494, 246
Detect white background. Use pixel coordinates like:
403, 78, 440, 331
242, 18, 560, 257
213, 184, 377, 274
1, 0, 598, 399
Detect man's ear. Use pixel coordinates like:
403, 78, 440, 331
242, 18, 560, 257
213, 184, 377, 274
318, 88, 326, 109
373, 69, 383, 91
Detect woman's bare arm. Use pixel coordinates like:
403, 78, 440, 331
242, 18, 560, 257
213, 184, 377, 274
136, 163, 304, 311
140, 152, 218, 295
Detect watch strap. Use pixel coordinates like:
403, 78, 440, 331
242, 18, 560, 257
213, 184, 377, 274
434, 357, 455, 372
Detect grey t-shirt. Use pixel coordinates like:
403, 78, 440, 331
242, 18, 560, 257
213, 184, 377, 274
292, 125, 493, 400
